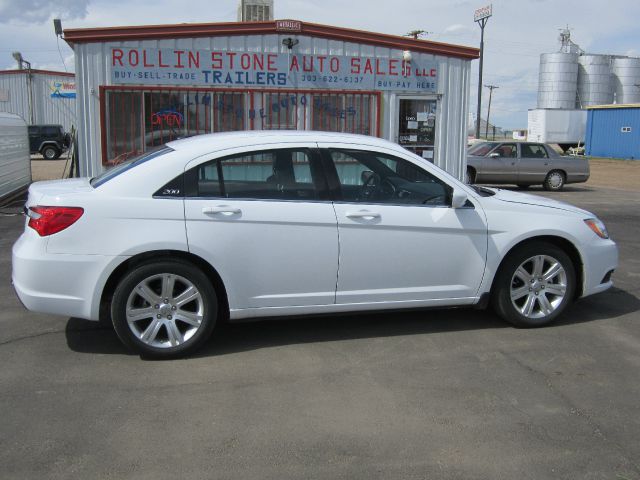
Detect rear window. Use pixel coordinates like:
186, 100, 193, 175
91, 146, 174, 188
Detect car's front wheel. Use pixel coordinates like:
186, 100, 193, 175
111, 260, 217, 358
492, 242, 575, 327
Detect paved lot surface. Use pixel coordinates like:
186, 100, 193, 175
0, 163, 639, 479
30, 155, 69, 182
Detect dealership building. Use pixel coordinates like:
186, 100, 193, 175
63, 20, 478, 178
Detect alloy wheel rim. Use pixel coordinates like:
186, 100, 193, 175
510, 255, 567, 319
126, 273, 204, 348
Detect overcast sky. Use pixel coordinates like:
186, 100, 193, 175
1, 0, 639, 128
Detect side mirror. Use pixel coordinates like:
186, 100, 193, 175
451, 189, 469, 209
489, 152, 500, 158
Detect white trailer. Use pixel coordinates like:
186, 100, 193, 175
527, 108, 587, 151
0, 112, 31, 203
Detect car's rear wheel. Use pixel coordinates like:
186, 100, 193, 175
543, 170, 565, 191
111, 260, 217, 358
42, 145, 60, 160
492, 242, 575, 327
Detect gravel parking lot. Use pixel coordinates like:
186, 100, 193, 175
1, 158, 638, 479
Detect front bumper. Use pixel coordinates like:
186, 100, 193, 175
581, 238, 618, 298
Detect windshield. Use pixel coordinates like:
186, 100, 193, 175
468, 142, 499, 156
91, 146, 174, 188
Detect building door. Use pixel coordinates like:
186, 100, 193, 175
395, 97, 437, 162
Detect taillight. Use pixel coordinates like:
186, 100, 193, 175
27, 206, 84, 236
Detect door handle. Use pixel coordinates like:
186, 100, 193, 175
202, 206, 241, 215
346, 210, 381, 219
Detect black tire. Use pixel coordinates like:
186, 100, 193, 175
466, 167, 476, 184
42, 145, 60, 160
517, 184, 530, 189
111, 260, 218, 358
543, 170, 565, 191
491, 241, 576, 328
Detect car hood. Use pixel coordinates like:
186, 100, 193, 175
489, 188, 591, 216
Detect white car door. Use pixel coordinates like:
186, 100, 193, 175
183, 144, 339, 311
320, 145, 488, 305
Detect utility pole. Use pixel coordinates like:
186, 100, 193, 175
474, 4, 492, 139
484, 84, 498, 139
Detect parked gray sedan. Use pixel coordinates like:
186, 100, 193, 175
466, 142, 590, 190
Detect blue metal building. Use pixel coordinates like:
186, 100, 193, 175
585, 104, 640, 159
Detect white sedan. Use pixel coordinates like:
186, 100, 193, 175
12, 131, 618, 358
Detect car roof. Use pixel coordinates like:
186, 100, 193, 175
166, 130, 397, 155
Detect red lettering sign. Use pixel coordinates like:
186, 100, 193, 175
112, 48, 124, 67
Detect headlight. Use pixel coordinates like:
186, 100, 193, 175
584, 218, 609, 239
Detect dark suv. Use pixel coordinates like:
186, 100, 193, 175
28, 124, 70, 160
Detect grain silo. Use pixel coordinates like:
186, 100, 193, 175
577, 54, 613, 107
611, 56, 640, 104
537, 52, 579, 109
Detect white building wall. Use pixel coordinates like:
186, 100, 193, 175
0, 72, 76, 131
74, 34, 471, 179
0, 112, 31, 200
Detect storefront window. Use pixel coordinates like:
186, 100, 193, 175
144, 91, 184, 150
106, 91, 143, 164
311, 93, 373, 135
213, 92, 246, 132
262, 92, 298, 130
103, 88, 378, 165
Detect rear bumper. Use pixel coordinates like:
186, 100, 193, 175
566, 171, 590, 184
12, 232, 126, 321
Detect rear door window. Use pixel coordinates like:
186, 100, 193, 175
521, 144, 549, 158
191, 148, 326, 201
